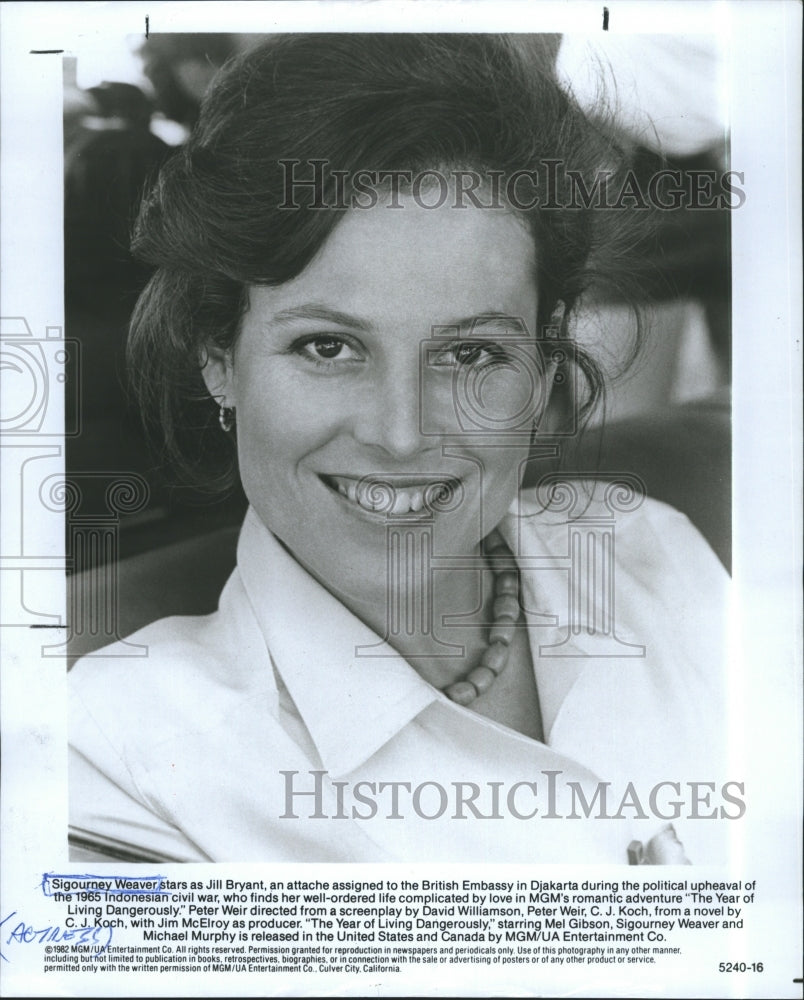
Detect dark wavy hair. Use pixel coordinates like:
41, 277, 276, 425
129, 33, 649, 490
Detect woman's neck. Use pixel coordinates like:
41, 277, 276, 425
344, 543, 493, 690
279, 524, 544, 740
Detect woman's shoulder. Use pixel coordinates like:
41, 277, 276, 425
68, 611, 222, 729
516, 479, 727, 585
515, 478, 729, 705
68, 567, 263, 712
518, 477, 715, 536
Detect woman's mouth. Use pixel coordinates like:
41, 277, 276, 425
321, 474, 461, 517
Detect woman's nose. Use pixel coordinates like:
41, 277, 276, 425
352, 364, 428, 459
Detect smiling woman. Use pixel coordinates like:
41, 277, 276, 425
68, 33, 730, 865
208, 199, 540, 628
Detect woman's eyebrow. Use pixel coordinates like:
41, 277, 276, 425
268, 305, 530, 335
269, 304, 374, 331
435, 313, 531, 336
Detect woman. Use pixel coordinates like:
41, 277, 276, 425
69, 34, 731, 864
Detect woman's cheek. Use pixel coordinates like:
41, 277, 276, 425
239, 377, 331, 449
481, 450, 530, 511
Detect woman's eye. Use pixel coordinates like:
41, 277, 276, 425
431, 341, 505, 368
296, 336, 362, 365
310, 337, 345, 359
454, 343, 489, 365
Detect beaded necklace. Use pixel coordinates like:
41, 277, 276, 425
443, 529, 522, 705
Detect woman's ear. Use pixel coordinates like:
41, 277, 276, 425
533, 300, 568, 434
547, 299, 567, 335
199, 343, 236, 406
538, 302, 566, 403
535, 354, 560, 429
544, 298, 568, 398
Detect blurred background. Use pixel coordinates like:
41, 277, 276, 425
63, 33, 732, 591
64, 34, 262, 560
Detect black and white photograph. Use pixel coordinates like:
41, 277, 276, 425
1, 2, 801, 997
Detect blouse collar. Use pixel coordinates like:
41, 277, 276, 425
234, 492, 601, 776
235, 507, 438, 778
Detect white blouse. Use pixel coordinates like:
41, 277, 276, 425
69, 485, 732, 864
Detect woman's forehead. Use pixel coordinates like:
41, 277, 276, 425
249, 197, 538, 327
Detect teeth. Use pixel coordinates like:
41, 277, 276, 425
390, 490, 411, 515
327, 477, 445, 515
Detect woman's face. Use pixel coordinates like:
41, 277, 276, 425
205, 195, 549, 604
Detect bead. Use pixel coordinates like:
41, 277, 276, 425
493, 594, 521, 621
494, 570, 519, 596
484, 529, 506, 552
490, 553, 518, 572
466, 666, 496, 694
489, 620, 516, 645
481, 641, 509, 675
443, 530, 522, 703
444, 680, 478, 705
